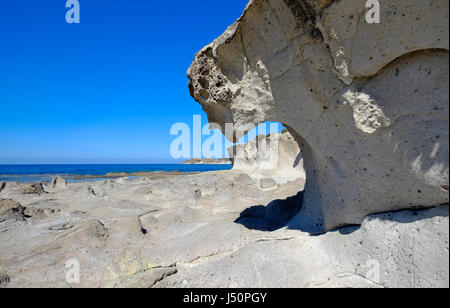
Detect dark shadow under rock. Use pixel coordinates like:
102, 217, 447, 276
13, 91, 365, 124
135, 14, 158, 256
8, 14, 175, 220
235, 191, 304, 231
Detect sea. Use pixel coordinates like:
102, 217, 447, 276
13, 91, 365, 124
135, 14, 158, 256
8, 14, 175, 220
0, 164, 232, 183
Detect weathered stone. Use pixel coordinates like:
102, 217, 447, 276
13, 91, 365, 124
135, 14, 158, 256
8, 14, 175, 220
0, 199, 26, 222
20, 183, 47, 195
114, 267, 177, 288
158, 204, 449, 288
188, 0, 449, 232
51, 176, 67, 189
234, 173, 255, 186
87, 185, 96, 196
229, 131, 305, 183
260, 178, 277, 189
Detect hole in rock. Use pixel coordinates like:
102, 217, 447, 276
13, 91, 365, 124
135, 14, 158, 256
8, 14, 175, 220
230, 122, 307, 232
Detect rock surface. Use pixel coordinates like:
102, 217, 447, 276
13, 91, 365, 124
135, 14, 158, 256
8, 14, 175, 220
188, 0, 449, 232
0, 173, 447, 288
0, 199, 26, 222
19, 183, 47, 195
229, 131, 305, 183
159, 204, 449, 288
259, 178, 277, 189
50, 176, 67, 189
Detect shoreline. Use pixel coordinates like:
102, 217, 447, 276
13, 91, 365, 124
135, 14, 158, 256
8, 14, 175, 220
0, 164, 232, 183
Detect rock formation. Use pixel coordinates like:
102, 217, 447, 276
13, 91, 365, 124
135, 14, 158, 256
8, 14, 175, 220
0, 182, 6, 193
50, 176, 67, 189
19, 183, 47, 195
188, 0, 449, 232
0, 199, 26, 222
228, 131, 306, 183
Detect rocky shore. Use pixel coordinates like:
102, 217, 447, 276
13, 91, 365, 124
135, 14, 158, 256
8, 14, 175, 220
181, 158, 232, 165
0, 0, 448, 288
0, 169, 447, 287
0, 129, 448, 288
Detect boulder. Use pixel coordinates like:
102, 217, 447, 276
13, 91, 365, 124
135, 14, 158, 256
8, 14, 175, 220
51, 176, 67, 189
87, 185, 97, 196
20, 183, 47, 195
188, 0, 449, 232
260, 178, 277, 189
0, 199, 26, 222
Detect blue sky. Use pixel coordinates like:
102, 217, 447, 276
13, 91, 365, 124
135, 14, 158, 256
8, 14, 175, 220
0, 0, 279, 164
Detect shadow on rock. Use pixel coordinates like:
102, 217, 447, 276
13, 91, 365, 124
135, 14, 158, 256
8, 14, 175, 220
235, 191, 304, 231
336, 204, 449, 235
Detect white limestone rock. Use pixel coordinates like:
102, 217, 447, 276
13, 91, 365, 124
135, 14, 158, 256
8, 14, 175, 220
51, 176, 67, 189
188, 0, 449, 232
228, 131, 306, 183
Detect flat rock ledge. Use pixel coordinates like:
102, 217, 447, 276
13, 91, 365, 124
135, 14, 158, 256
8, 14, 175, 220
0, 173, 448, 288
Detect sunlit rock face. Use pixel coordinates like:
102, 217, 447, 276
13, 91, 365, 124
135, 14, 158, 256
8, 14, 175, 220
188, 0, 449, 232
228, 131, 306, 184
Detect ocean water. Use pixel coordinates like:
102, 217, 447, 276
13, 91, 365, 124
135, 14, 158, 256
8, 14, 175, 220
0, 164, 232, 183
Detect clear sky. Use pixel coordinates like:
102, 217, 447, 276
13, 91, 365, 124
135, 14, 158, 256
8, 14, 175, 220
0, 0, 274, 164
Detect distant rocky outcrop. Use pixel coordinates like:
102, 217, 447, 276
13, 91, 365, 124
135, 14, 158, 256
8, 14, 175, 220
188, 0, 449, 232
50, 176, 67, 189
228, 131, 305, 183
19, 183, 47, 195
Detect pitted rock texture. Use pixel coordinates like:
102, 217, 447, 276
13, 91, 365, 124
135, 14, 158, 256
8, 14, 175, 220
1, 174, 447, 288
188, 0, 449, 232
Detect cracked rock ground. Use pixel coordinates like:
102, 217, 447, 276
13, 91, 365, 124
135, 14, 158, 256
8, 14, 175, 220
0, 171, 448, 288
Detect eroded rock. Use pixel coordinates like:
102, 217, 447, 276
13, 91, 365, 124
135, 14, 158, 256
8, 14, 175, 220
260, 178, 277, 189
188, 0, 449, 232
20, 183, 47, 195
229, 131, 306, 183
0, 199, 26, 222
51, 176, 67, 189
